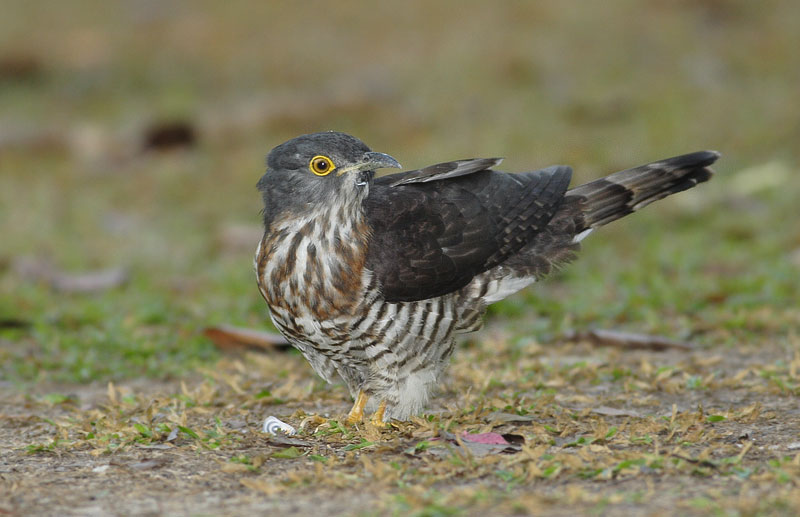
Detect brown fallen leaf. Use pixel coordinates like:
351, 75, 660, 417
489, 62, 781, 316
203, 324, 290, 352
562, 329, 693, 351
142, 120, 197, 151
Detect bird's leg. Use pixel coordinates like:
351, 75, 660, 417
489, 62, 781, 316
345, 390, 369, 425
369, 400, 388, 428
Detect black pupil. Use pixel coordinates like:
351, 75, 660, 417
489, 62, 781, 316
315, 159, 328, 171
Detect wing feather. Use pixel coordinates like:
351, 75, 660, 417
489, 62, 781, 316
364, 163, 572, 302
387, 158, 503, 186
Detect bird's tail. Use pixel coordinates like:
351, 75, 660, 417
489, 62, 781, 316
566, 150, 719, 230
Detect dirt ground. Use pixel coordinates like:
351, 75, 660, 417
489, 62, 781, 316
3, 325, 800, 517
2, 2, 799, 515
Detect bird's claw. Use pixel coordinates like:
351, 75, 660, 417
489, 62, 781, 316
368, 400, 388, 428
345, 391, 369, 425
345, 392, 389, 428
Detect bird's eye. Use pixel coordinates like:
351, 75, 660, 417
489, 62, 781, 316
309, 155, 335, 176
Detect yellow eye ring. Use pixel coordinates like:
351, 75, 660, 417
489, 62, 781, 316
309, 155, 336, 176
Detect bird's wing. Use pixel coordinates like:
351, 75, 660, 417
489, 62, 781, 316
365, 165, 572, 302
385, 158, 503, 186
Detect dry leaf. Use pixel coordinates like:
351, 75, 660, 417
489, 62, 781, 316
203, 325, 290, 352
142, 120, 196, 151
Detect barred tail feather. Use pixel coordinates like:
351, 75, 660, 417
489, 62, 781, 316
567, 150, 719, 229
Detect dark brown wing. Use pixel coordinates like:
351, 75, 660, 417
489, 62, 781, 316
387, 158, 504, 186
364, 163, 572, 302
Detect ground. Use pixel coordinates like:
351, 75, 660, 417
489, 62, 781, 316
1, 1, 799, 516
3, 333, 800, 516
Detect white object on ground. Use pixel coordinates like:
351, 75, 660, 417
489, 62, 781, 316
262, 416, 296, 436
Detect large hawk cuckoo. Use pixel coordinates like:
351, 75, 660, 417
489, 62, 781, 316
255, 131, 718, 425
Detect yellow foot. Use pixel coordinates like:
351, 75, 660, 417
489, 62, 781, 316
369, 400, 388, 428
345, 390, 369, 426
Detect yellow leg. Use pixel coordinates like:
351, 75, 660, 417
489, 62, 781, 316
369, 400, 388, 428
346, 390, 369, 425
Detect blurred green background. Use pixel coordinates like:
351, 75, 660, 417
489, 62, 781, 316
1, 0, 798, 384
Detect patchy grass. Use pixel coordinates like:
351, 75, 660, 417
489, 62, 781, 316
1, 1, 800, 515
4, 342, 800, 515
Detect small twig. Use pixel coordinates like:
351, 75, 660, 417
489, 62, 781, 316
562, 329, 694, 351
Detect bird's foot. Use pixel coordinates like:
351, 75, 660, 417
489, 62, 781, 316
368, 400, 388, 428
345, 390, 369, 426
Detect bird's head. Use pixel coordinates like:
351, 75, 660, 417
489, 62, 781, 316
257, 132, 401, 225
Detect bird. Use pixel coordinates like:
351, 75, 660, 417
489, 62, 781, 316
255, 131, 718, 426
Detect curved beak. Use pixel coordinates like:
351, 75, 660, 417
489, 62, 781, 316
363, 151, 402, 170
336, 151, 402, 176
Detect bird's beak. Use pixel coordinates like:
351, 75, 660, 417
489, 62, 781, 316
336, 152, 402, 176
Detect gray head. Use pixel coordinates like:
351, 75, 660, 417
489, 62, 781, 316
257, 132, 401, 226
